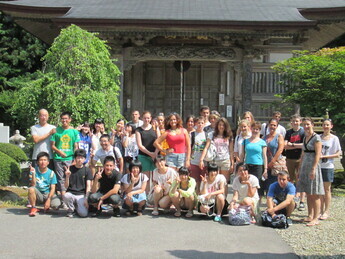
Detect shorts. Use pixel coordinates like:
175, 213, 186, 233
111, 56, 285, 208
213, 159, 231, 171
166, 153, 185, 168
273, 198, 296, 216
138, 154, 156, 172
321, 168, 334, 182
54, 160, 73, 192
190, 164, 207, 182
286, 159, 300, 183
30, 187, 61, 209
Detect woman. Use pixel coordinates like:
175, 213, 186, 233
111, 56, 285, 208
122, 123, 139, 173
319, 119, 341, 220
77, 122, 92, 166
136, 111, 160, 185
185, 115, 196, 135
91, 118, 105, 154
151, 155, 178, 216
198, 163, 227, 222
228, 163, 260, 222
263, 118, 285, 192
156, 113, 169, 156
154, 113, 191, 170
110, 119, 126, 156
234, 119, 252, 164
200, 117, 234, 188
242, 111, 255, 123
298, 117, 324, 226
204, 112, 220, 134
121, 160, 148, 216
169, 167, 197, 217
240, 121, 267, 197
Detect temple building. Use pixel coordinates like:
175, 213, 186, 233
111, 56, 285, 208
1, 0, 345, 123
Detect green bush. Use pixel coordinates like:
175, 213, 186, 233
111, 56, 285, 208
0, 151, 21, 185
0, 143, 28, 162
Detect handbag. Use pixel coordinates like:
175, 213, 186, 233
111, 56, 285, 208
228, 205, 252, 226
267, 141, 287, 176
204, 140, 217, 162
261, 211, 289, 229
197, 194, 216, 217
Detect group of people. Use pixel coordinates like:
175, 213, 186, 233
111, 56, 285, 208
27, 107, 341, 227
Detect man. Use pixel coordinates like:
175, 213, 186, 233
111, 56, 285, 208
284, 114, 306, 211
89, 156, 122, 217
31, 109, 56, 169
261, 111, 286, 137
27, 152, 61, 217
91, 134, 124, 175
51, 112, 80, 195
128, 110, 143, 128
63, 149, 93, 218
266, 171, 296, 225
199, 106, 210, 127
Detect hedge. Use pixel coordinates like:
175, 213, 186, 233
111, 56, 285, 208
0, 151, 21, 185
0, 143, 28, 162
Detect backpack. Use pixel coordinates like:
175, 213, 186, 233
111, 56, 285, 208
228, 205, 252, 226
261, 211, 289, 229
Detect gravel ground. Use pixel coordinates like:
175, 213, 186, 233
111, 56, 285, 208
275, 196, 345, 258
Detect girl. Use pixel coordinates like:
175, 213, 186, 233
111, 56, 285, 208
185, 115, 196, 135
154, 113, 191, 170
151, 155, 178, 216
319, 119, 341, 220
122, 123, 139, 173
121, 160, 148, 216
298, 117, 324, 226
91, 118, 105, 155
234, 119, 252, 164
169, 167, 197, 218
110, 119, 126, 157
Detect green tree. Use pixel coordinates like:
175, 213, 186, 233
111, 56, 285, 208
273, 47, 345, 132
1, 25, 121, 132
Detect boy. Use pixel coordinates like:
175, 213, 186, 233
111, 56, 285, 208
63, 149, 93, 218
51, 112, 80, 195
28, 152, 61, 216
266, 171, 296, 225
88, 156, 122, 217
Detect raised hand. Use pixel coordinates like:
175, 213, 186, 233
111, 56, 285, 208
200, 174, 207, 183
95, 168, 103, 180
64, 166, 71, 177
50, 128, 56, 135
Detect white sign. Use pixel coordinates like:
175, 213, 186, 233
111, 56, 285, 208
200, 98, 204, 105
226, 105, 232, 118
127, 99, 131, 109
219, 94, 224, 106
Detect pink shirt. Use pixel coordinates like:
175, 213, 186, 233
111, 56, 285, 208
166, 129, 186, 153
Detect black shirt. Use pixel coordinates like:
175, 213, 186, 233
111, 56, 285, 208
66, 166, 93, 195
284, 128, 305, 159
136, 127, 157, 156
97, 170, 122, 194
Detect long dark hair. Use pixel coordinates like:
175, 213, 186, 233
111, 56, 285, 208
214, 117, 233, 140
165, 113, 183, 130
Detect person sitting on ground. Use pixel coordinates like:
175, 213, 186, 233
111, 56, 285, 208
169, 166, 197, 218
151, 155, 178, 216
198, 163, 227, 222
88, 156, 122, 217
28, 152, 61, 217
121, 160, 148, 216
266, 171, 296, 225
228, 163, 260, 221
63, 149, 93, 218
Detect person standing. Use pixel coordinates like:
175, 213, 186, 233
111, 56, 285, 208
261, 111, 286, 138
31, 109, 56, 169
128, 110, 144, 128
51, 112, 80, 196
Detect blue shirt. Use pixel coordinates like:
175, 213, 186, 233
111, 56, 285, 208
34, 168, 57, 194
267, 182, 296, 202
243, 139, 267, 165
78, 133, 92, 163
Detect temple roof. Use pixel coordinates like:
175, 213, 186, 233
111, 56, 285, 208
1, 0, 345, 23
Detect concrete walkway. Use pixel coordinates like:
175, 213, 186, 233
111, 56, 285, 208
0, 207, 297, 259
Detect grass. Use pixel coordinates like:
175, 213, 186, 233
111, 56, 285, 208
0, 186, 28, 208
332, 188, 345, 197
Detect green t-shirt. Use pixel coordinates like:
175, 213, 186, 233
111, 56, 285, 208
51, 127, 80, 161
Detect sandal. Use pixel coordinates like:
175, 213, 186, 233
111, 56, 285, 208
186, 211, 193, 218
319, 213, 329, 220
174, 210, 181, 217
152, 209, 159, 216
306, 221, 320, 227
300, 217, 312, 223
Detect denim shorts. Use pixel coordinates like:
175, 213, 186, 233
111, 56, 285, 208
166, 153, 185, 168
321, 168, 334, 182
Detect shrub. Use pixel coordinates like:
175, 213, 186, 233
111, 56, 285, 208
0, 143, 28, 162
0, 151, 21, 185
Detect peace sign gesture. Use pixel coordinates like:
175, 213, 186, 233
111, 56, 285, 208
64, 166, 71, 178
95, 167, 103, 180
200, 174, 207, 183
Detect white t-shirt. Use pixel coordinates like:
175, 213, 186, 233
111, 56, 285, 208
31, 124, 56, 159
121, 173, 148, 191
152, 167, 178, 194
123, 135, 139, 158
200, 174, 227, 194
320, 134, 342, 169
232, 174, 260, 201
261, 123, 286, 138
234, 133, 252, 157
191, 131, 207, 165
93, 146, 122, 170
208, 133, 230, 161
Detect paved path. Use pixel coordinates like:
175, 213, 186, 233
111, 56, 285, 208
0, 207, 297, 259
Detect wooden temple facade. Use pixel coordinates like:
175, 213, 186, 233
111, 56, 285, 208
1, 0, 345, 124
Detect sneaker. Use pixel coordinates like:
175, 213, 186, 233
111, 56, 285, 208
113, 207, 120, 217
66, 212, 74, 218
298, 202, 305, 211
29, 207, 39, 217
214, 215, 222, 222
91, 209, 102, 217
152, 209, 159, 216
287, 217, 293, 226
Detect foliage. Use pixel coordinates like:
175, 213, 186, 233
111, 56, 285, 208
0, 143, 28, 162
272, 47, 345, 133
0, 24, 121, 132
0, 151, 21, 186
